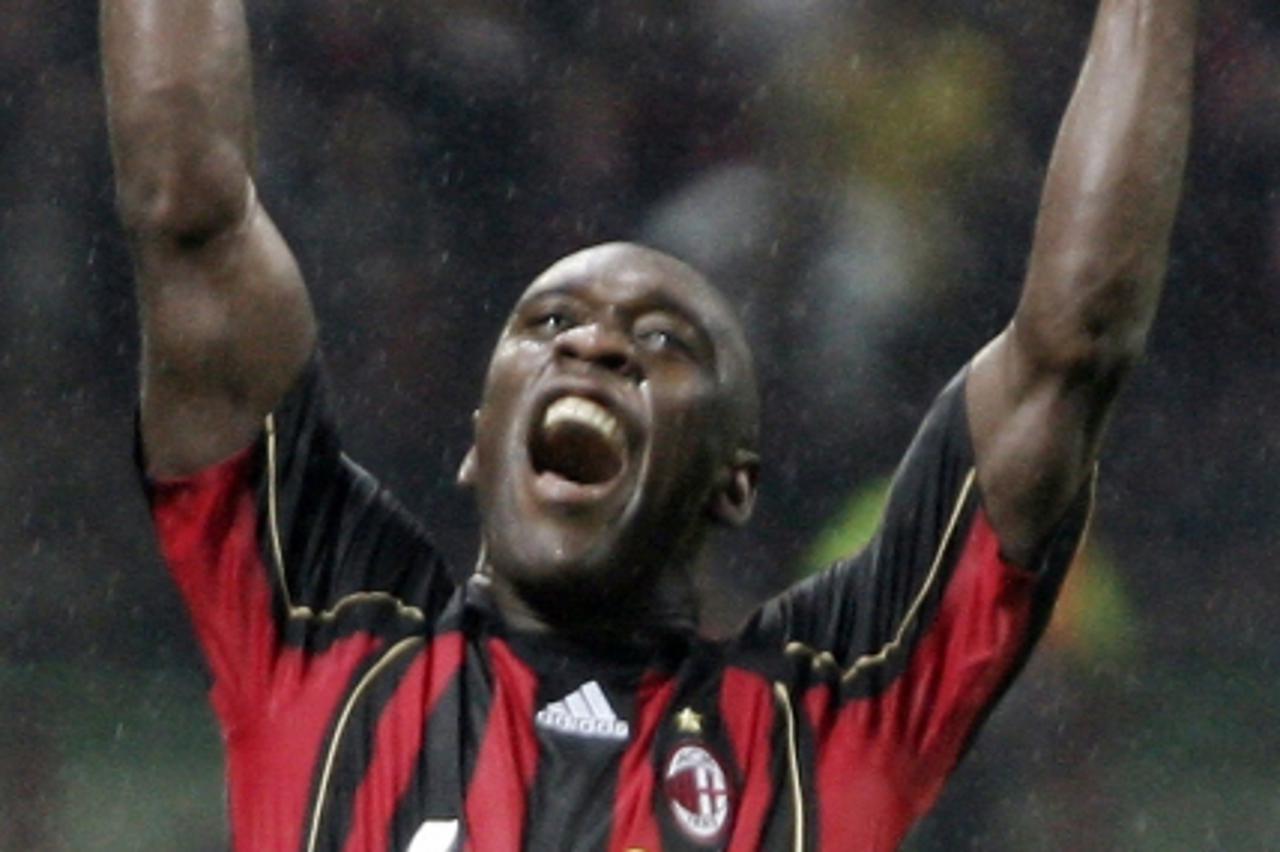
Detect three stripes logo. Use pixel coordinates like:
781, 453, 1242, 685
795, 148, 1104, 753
535, 680, 630, 740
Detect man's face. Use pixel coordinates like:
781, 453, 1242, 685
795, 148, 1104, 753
462, 244, 755, 610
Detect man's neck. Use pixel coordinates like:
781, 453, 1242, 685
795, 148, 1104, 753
473, 567, 701, 645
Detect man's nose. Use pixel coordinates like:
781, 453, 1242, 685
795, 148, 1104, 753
555, 322, 641, 379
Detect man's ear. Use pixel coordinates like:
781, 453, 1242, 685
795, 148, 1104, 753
708, 450, 759, 527
457, 445, 478, 488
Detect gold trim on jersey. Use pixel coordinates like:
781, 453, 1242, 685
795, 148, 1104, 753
784, 468, 977, 684
773, 681, 806, 851
305, 635, 425, 852
266, 413, 426, 623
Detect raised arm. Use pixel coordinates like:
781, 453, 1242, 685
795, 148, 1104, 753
967, 0, 1196, 565
103, 0, 316, 478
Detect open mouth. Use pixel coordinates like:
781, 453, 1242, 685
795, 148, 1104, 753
529, 395, 628, 487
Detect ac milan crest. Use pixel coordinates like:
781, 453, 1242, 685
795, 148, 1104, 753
662, 743, 734, 844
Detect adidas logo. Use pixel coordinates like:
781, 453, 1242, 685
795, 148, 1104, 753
535, 680, 630, 741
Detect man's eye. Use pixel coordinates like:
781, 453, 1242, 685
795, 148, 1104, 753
532, 312, 571, 334
638, 328, 690, 354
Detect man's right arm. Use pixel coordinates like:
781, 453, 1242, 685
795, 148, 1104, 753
103, 0, 316, 479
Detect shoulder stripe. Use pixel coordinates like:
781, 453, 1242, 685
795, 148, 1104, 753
266, 413, 426, 623
785, 468, 976, 683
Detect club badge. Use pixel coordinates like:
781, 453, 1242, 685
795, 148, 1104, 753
662, 742, 733, 844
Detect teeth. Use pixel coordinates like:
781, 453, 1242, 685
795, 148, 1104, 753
543, 396, 626, 451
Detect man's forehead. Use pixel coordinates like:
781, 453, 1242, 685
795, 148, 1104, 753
517, 243, 732, 327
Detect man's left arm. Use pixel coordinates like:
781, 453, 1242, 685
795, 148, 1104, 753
742, 11, 1197, 843
968, 0, 1196, 566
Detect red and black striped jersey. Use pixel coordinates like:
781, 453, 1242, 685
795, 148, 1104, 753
143, 358, 1090, 851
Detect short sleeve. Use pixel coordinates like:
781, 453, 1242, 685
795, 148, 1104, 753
742, 366, 1091, 699
737, 368, 1093, 848
141, 355, 455, 723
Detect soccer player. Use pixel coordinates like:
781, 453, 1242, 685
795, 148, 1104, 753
102, 0, 1196, 849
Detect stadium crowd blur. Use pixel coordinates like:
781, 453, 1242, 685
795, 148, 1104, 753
1, 0, 1277, 848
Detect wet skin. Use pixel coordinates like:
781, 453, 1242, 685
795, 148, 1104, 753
459, 243, 759, 638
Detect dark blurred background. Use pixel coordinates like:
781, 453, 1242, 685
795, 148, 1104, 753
1, 0, 1277, 848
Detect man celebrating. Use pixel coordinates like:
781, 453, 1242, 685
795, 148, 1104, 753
103, 0, 1195, 849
